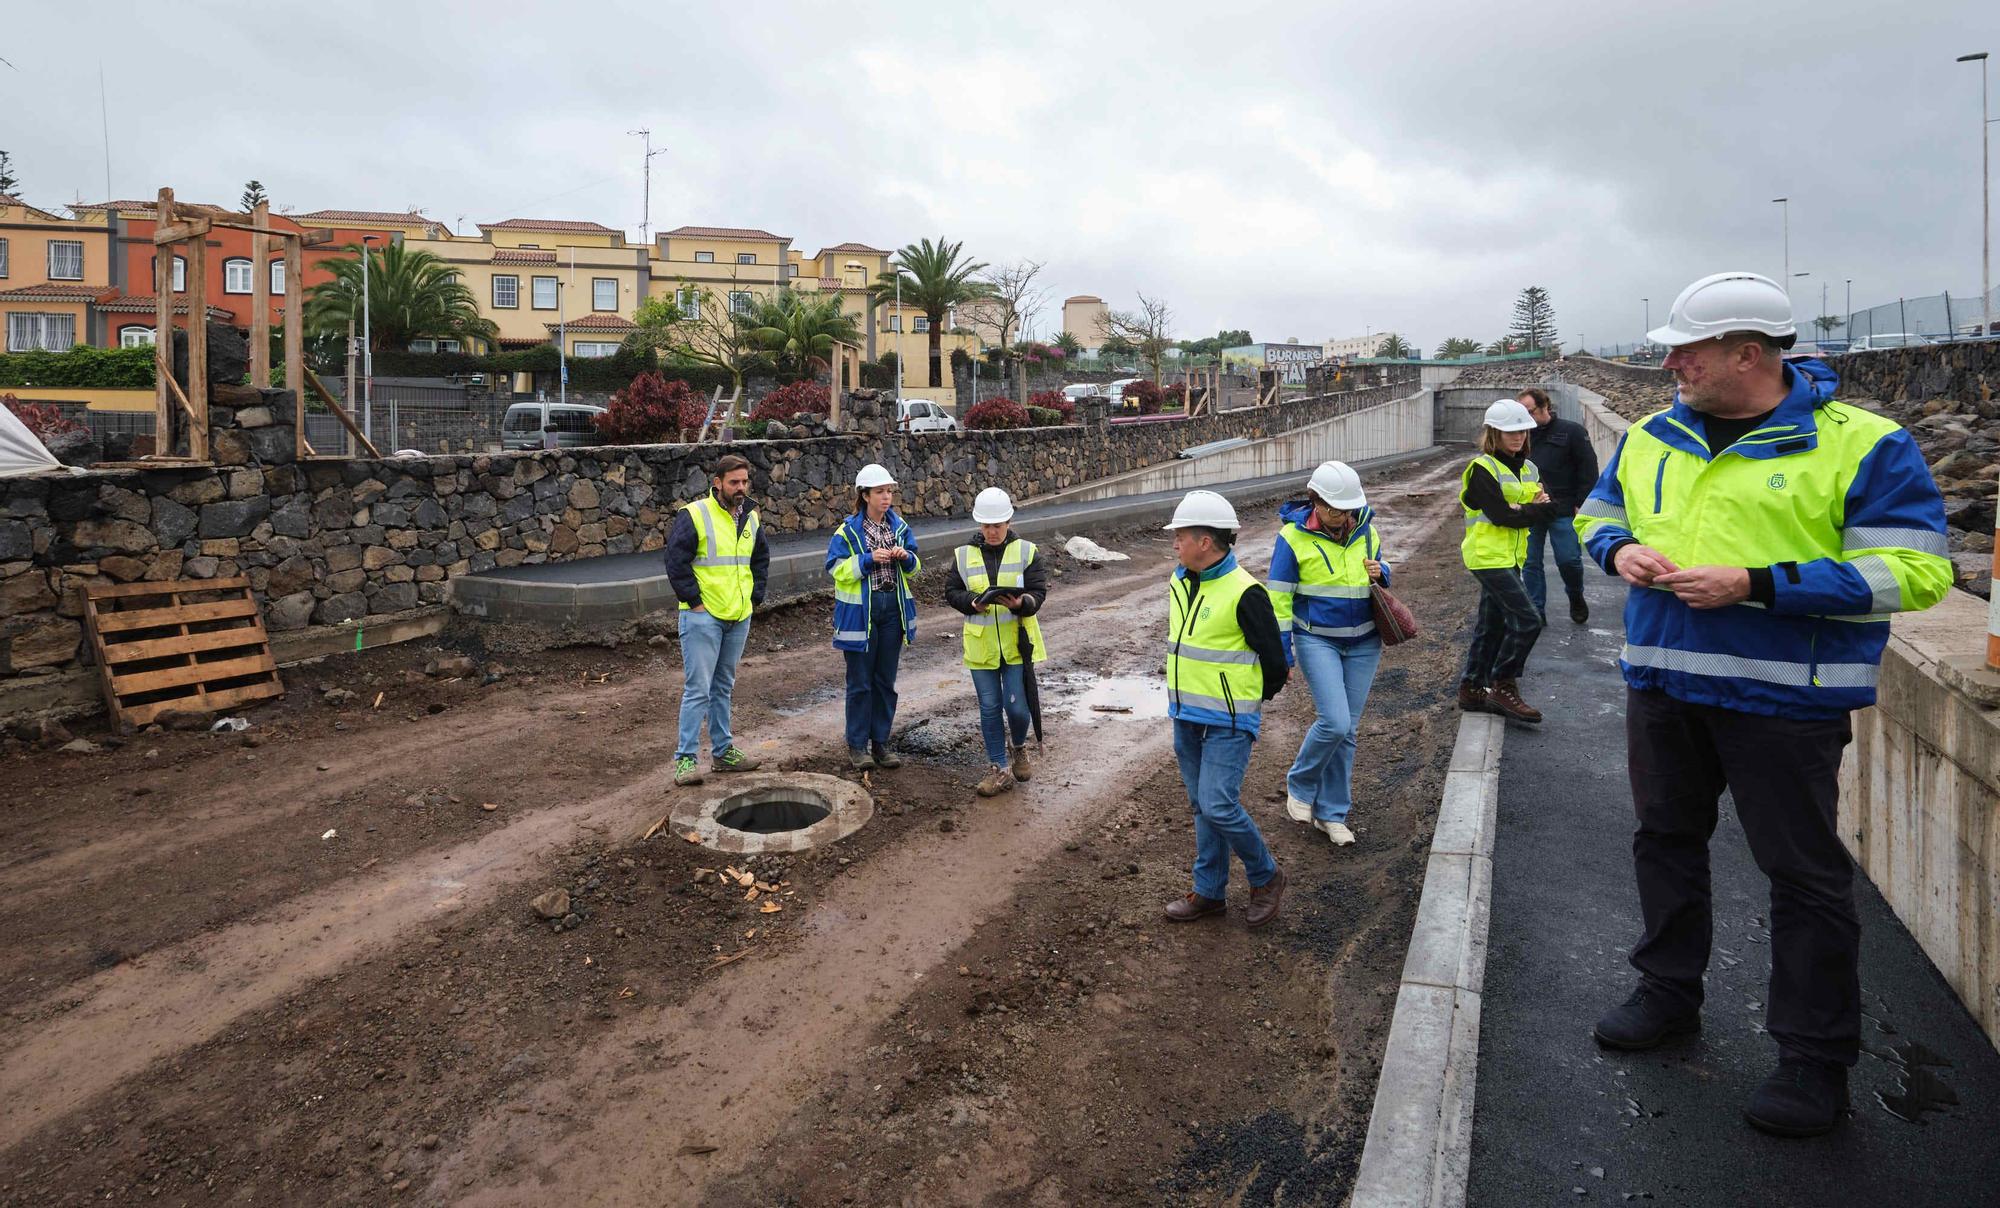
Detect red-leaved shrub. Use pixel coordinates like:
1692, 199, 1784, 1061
749, 379, 831, 423
3, 394, 87, 439
593, 372, 707, 443
963, 398, 1030, 431
1122, 379, 1164, 415
1026, 388, 1075, 422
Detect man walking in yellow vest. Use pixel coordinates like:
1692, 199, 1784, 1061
1162, 491, 1291, 928
663, 454, 771, 787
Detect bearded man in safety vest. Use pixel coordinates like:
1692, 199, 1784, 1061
1162, 490, 1291, 928
1576, 271, 1953, 1138
664, 453, 771, 787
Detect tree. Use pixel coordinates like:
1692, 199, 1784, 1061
1052, 330, 1082, 357
959, 260, 1048, 378
1814, 315, 1845, 337
240, 180, 269, 212
304, 242, 496, 352
1509, 286, 1558, 351
1435, 336, 1483, 359
1099, 333, 1135, 357
1484, 336, 1522, 356
630, 279, 770, 426
0, 151, 17, 197
741, 290, 861, 379
1099, 293, 1176, 383
868, 237, 989, 388
1374, 333, 1415, 358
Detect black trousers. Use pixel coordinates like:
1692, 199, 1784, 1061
1462, 568, 1542, 688
1625, 687, 1859, 1066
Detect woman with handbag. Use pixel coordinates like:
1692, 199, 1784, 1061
826, 463, 922, 769
1268, 461, 1388, 846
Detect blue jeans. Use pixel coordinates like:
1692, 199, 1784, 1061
1173, 720, 1277, 899
971, 663, 1030, 766
1523, 518, 1585, 616
843, 591, 904, 752
676, 608, 752, 758
1286, 634, 1382, 823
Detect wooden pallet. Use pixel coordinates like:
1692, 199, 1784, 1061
81, 576, 283, 728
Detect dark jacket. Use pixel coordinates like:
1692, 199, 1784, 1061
1464, 449, 1565, 529
944, 530, 1049, 617
663, 492, 772, 610
1526, 415, 1601, 515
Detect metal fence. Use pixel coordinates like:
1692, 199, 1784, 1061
1591, 286, 2000, 358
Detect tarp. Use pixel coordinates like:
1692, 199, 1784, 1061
0, 405, 65, 479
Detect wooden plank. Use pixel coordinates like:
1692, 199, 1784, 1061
79, 594, 127, 729
304, 369, 382, 458
250, 200, 270, 388
300, 228, 335, 247
111, 651, 276, 696
186, 233, 210, 460
86, 574, 250, 600
121, 677, 282, 727
152, 217, 213, 244
286, 235, 304, 455
155, 188, 176, 454
95, 598, 258, 634
103, 626, 268, 665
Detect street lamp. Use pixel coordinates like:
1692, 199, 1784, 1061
1958, 52, 1992, 339
1642, 297, 1650, 348
360, 235, 379, 444
1771, 197, 1790, 307
1846, 278, 1853, 340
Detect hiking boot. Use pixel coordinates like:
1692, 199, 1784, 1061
1246, 867, 1286, 927
1569, 597, 1590, 625
713, 747, 760, 773
1486, 679, 1543, 724
1164, 892, 1227, 922
673, 755, 703, 787
1286, 794, 1313, 823
1318, 819, 1356, 846
1457, 682, 1491, 713
872, 744, 902, 769
848, 747, 876, 771
1009, 744, 1033, 782
975, 764, 1015, 797
1592, 985, 1700, 1050
1745, 1058, 1849, 1138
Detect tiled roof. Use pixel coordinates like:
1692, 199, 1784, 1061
816, 277, 844, 289
496, 336, 549, 348
663, 225, 787, 242
546, 314, 637, 331
0, 284, 109, 302
70, 199, 232, 218
0, 195, 67, 221
480, 218, 622, 234
493, 249, 557, 265
93, 293, 233, 317
817, 242, 890, 256
295, 209, 434, 223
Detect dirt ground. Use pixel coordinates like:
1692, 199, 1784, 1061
0, 453, 1490, 1206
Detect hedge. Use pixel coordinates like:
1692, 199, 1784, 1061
0, 346, 157, 389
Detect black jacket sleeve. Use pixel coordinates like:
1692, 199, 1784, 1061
663, 510, 701, 608
1464, 463, 1563, 528
749, 521, 770, 607
1569, 421, 1601, 510
1235, 584, 1290, 699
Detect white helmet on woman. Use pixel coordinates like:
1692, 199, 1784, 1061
972, 487, 1014, 524
1307, 461, 1366, 510
1482, 399, 1537, 432
855, 463, 896, 489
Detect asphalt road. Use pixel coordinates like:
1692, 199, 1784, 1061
1468, 561, 2000, 1206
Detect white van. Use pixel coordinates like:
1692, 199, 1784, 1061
895, 398, 959, 433
501, 401, 607, 451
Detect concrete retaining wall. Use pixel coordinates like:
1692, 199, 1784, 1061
1578, 388, 2000, 1053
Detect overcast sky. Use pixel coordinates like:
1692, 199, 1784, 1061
4, 1, 1995, 352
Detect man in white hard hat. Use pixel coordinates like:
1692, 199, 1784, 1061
1576, 271, 1953, 1137
1162, 490, 1291, 927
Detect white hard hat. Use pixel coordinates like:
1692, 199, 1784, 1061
855, 463, 896, 489
1307, 461, 1366, 510
1163, 489, 1239, 532
1647, 271, 1797, 347
1483, 399, 1538, 432
971, 487, 1014, 524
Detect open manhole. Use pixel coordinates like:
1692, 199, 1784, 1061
665, 772, 872, 854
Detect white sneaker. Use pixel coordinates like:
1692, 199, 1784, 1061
1319, 820, 1356, 846
1286, 795, 1313, 823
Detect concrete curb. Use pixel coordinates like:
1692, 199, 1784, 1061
1351, 710, 1503, 1208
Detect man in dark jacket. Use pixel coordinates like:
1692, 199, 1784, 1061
1520, 387, 1600, 624
662, 454, 772, 786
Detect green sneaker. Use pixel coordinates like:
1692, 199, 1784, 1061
674, 755, 704, 786
714, 747, 761, 773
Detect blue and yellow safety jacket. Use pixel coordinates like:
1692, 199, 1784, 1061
1268, 501, 1388, 662
825, 510, 921, 652
1575, 359, 1953, 719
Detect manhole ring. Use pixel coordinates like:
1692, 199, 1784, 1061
668, 772, 872, 854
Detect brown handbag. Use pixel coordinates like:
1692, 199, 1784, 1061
1370, 584, 1418, 646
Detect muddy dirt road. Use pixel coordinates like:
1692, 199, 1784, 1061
0, 453, 1493, 1205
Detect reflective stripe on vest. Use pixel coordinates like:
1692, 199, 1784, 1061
684, 494, 758, 621
1621, 643, 1880, 690
1460, 455, 1541, 570
1166, 565, 1263, 721
956, 539, 1045, 669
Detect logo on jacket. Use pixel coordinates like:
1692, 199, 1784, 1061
1767, 473, 1787, 490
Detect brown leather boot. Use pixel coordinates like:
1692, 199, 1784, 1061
1486, 679, 1543, 723
975, 764, 1015, 797
1457, 682, 1490, 713
1010, 744, 1033, 782
1165, 892, 1227, 921
1246, 867, 1286, 928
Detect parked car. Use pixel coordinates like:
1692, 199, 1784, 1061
501, 401, 607, 452
1060, 382, 1102, 403
895, 398, 959, 433
1627, 346, 1660, 364
1845, 333, 1934, 353
1102, 377, 1141, 402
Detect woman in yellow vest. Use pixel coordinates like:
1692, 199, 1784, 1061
945, 487, 1049, 797
1459, 399, 1563, 722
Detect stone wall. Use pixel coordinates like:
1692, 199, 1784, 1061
1829, 341, 2000, 405
0, 381, 1406, 682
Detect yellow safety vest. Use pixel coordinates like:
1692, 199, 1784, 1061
1460, 454, 1542, 570
1166, 562, 1263, 730
955, 539, 1047, 669
681, 493, 759, 622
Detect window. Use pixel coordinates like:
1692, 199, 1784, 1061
269, 259, 285, 295
151, 255, 187, 292
552, 407, 597, 432
531, 276, 558, 310
409, 339, 437, 353
223, 258, 253, 294
591, 278, 617, 311
6, 312, 76, 351
913, 316, 930, 333
574, 341, 620, 358
438, 338, 461, 353
119, 325, 156, 347
736, 253, 756, 264
693, 251, 715, 263
492, 275, 519, 308
678, 288, 699, 320
46, 240, 84, 280
518, 244, 540, 250
729, 290, 753, 316
886, 315, 901, 332
0, 238, 9, 277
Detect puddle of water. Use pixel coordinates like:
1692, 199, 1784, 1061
1060, 675, 1169, 723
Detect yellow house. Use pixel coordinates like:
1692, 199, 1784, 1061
1062, 295, 1109, 353
1, 195, 117, 351
404, 218, 649, 358
292, 208, 451, 241
650, 225, 791, 333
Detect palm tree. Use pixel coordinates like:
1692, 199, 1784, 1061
305, 243, 496, 352
742, 291, 861, 378
868, 237, 989, 387
1052, 330, 1082, 358
1435, 336, 1483, 359
1374, 333, 1415, 358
